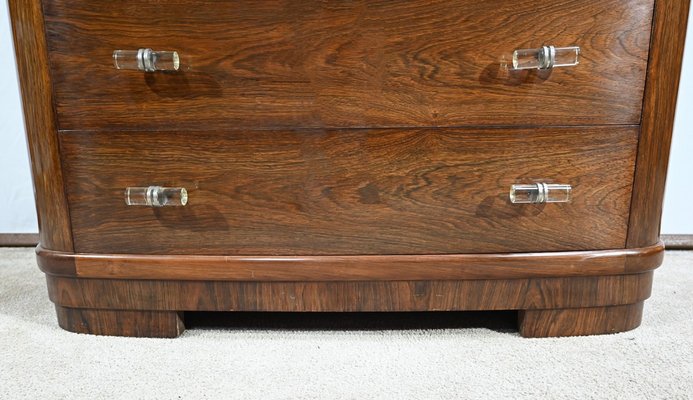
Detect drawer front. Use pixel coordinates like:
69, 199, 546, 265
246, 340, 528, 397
44, 0, 653, 131
61, 127, 637, 255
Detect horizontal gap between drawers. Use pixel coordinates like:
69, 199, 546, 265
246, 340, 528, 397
58, 123, 642, 134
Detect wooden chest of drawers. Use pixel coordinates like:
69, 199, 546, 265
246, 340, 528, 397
10, 0, 689, 337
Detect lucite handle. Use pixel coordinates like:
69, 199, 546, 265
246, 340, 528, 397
125, 186, 188, 207
512, 45, 580, 70
113, 49, 180, 72
509, 183, 571, 204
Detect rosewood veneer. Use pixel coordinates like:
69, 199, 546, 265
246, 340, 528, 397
10, 0, 689, 337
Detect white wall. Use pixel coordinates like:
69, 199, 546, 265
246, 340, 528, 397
0, 1, 691, 235
661, 6, 693, 234
0, 1, 38, 233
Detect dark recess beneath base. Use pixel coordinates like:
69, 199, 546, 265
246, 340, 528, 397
184, 310, 519, 332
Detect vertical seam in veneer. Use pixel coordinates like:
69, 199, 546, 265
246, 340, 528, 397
38, 0, 76, 252
625, 0, 660, 249
639, 0, 659, 127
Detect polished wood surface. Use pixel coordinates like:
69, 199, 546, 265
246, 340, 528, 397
11, 0, 687, 338
36, 242, 663, 281
46, 272, 653, 337
627, 0, 691, 248
46, 273, 652, 313
8, 0, 73, 252
518, 302, 643, 338
55, 306, 184, 338
43, 0, 653, 131
61, 127, 637, 255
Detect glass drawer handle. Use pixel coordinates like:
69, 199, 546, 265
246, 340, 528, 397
125, 186, 188, 207
509, 183, 571, 204
511, 45, 580, 70
113, 49, 180, 72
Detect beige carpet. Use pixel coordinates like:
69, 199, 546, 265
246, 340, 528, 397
0, 247, 691, 399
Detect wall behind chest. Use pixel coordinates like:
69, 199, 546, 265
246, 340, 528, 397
0, 1, 37, 234
0, 1, 690, 237
661, 4, 693, 235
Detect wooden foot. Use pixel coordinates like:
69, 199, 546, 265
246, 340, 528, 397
55, 305, 185, 338
517, 302, 644, 338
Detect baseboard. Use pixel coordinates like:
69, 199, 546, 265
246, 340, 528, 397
661, 234, 693, 250
0, 233, 39, 247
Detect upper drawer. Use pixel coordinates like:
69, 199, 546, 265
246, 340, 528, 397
43, 0, 654, 131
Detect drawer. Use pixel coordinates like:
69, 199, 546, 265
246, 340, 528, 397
44, 0, 653, 131
60, 127, 637, 255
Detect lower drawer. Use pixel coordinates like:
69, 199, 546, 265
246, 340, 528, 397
60, 127, 637, 255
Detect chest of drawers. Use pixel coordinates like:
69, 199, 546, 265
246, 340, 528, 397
10, 0, 689, 337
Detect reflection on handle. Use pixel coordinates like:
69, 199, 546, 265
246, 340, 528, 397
125, 186, 188, 207
511, 46, 580, 70
509, 183, 571, 204
113, 49, 180, 72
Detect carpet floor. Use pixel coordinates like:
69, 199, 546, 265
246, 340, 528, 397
0, 247, 691, 399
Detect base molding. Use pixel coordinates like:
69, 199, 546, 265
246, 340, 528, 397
37, 244, 663, 338
55, 305, 184, 338
45, 271, 655, 338
46, 273, 654, 312
36, 242, 664, 281
518, 302, 644, 338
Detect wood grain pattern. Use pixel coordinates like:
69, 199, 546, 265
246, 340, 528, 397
13, 0, 687, 338
36, 246, 77, 276
8, 0, 73, 251
35, 241, 664, 281
45, 272, 653, 312
61, 127, 638, 255
518, 302, 643, 337
43, 0, 653, 131
627, 0, 691, 248
55, 306, 184, 338
45, 269, 653, 337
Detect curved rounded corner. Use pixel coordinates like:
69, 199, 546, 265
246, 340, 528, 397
34, 241, 666, 281
54, 305, 185, 338
624, 240, 665, 273
36, 245, 77, 276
